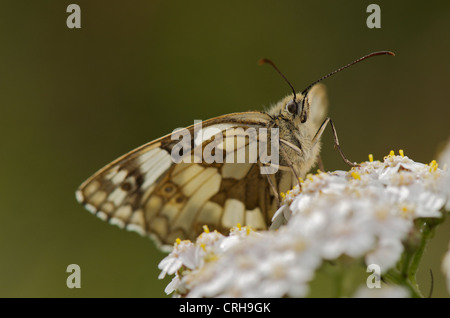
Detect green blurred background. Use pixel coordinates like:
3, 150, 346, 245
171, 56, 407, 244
0, 0, 449, 297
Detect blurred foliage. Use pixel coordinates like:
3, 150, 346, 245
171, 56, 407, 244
0, 0, 449, 297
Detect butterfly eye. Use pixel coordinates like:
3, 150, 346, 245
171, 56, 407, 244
286, 101, 298, 115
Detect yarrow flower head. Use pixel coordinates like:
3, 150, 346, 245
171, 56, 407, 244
159, 150, 449, 298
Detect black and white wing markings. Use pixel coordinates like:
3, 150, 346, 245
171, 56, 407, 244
75, 141, 173, 233
76, 112, 294, 250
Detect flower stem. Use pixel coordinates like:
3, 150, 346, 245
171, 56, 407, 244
386, 216, 445, 297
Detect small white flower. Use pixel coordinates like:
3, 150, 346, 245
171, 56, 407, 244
158, 239, 197, 279
164, 275, 182, 295
365, 238, 404, 273
196, 229, 226, 254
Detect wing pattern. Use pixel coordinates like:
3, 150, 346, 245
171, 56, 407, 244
76, 112, 294, 250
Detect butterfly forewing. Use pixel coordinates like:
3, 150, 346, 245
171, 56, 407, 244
76, 112, 294, 251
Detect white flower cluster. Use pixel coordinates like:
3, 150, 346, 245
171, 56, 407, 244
159, 224, 320, 297
159, 151, 449, 297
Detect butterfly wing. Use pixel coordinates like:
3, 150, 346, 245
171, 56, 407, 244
76, 112, 294, 251
308, 83, 328, 127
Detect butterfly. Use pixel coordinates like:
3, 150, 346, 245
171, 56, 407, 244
76, 51, 394, 251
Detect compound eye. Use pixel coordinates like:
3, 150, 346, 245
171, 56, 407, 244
286, 101, 298, 115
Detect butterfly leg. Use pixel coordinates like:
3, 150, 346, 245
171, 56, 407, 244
264, 172, 281, 208
279, 142, 302, 190
312, 117, 358, 167
317, 154, 325, 172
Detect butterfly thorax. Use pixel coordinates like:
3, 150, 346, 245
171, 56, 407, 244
266, 93, 322, 178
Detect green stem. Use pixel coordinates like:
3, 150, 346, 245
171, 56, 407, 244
384, 269, 422, 298
407, 221, 432, 282
386, 215, 445, 297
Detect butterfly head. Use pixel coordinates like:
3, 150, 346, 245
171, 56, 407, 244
260, 51, 395, 125
283, 92, 310, 124
258, 58, 315, 125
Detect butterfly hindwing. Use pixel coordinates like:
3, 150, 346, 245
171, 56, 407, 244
76, 112, 293, 251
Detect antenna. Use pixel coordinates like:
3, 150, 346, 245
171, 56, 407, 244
259, 51, 395, 123
258, 58, 297, 104
301, 51, 395, 96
